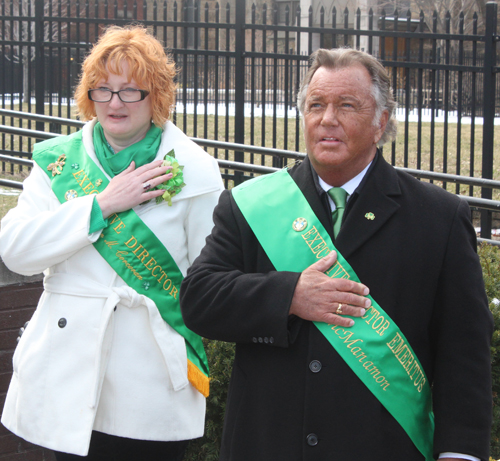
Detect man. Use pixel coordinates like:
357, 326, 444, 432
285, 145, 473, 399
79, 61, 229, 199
180, 48, 493, 461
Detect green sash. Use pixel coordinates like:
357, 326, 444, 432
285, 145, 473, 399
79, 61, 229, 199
33, 131, 209, 397
232, 168, 434, 460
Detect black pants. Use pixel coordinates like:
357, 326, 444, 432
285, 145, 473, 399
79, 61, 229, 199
53, 431, 190, 461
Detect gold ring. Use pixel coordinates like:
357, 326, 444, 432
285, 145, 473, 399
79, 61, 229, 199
336, 303, 343, 315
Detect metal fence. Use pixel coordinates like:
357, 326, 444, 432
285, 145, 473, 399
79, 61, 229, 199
0, 0, 499, 235
2, 109, 500, 247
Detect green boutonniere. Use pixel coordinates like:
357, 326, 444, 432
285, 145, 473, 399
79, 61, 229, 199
153, 149, 186, 206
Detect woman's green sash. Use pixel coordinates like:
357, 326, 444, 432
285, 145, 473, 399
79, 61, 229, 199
32, 131, 209, 397
232, 168, 434, 460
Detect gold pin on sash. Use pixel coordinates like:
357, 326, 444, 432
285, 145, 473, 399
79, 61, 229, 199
292, 217, 308, 232
47, 154, 66, 176
365, 212, 375, 220
65, 190, 78, 201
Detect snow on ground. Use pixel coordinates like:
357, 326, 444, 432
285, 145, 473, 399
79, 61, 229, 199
2, 96, 499, 124
0, 188, 21, 196
175, 102, 500, 125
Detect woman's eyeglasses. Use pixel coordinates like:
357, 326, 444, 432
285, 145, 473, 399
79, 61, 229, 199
88, 88, 149, 103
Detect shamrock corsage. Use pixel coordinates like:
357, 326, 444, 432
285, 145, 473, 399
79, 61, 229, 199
154, 149, 186, 206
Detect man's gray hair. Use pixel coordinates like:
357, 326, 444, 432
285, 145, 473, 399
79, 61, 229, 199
297, 48, 398, 146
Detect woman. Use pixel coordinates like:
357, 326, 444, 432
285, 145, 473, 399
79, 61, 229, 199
0, 26, 223, 460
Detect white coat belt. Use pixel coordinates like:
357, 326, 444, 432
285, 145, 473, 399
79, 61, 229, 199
43, 272, 189, 409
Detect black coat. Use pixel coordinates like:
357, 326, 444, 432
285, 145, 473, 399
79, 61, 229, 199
180, 153, 493, 461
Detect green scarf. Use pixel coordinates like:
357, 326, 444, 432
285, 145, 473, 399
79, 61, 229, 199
93, 122, 163, 178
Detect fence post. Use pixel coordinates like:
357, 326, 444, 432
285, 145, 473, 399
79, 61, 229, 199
34, 0, 45, 132
481, 2, 497, 239
233, 0, 245, 185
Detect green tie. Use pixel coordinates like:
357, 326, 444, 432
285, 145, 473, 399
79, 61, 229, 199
328, 187, 348, 238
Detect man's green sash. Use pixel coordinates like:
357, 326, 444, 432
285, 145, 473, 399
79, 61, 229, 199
33, 131, 209, 397
232, 168, 434, 460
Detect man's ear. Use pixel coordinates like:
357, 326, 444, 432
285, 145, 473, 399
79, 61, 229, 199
374, 110, 389, 144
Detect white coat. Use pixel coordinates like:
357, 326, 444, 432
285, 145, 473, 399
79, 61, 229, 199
0, 120, 224, 456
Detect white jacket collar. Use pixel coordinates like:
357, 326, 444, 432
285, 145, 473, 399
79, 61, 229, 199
81, 119, 222, 202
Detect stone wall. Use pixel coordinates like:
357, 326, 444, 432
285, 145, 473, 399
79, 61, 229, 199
0, 260, 54, 461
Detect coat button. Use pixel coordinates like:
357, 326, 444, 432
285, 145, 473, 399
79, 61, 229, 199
258, 337, 263, 343
309, 360, 322, 373
58, 318, 67, 328
17, 321, 30, 342
252, 337, 258, 343
307, 433, 319, 446
269, 337, 274, 344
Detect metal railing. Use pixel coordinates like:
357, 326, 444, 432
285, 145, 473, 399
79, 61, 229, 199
3, 147, 500, 213
1, 112, 500, 246
2, 1, 499, 239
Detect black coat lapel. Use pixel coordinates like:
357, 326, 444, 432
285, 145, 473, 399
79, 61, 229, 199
286, 154, 402, 259
336, 154, 402, 259
288, 158, 334, 240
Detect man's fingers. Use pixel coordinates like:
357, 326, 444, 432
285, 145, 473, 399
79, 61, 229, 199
308, 250, 338, 273
331, 277, 370, 298
322, 303, 369, 326
322, 312, 355, 327
335, 303, 367, 318
338, 290, 371, 308
307, 254, 370, 299
290, 250, 372, 324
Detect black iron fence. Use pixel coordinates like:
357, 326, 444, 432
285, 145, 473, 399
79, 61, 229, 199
6, 46, 499, 114
0, 0, 499, 235
2, 110, 500, 247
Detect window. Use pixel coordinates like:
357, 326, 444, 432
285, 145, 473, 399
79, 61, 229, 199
276, 1, 299, 25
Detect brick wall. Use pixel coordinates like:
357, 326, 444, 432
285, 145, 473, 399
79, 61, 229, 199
0, 262, 55, 461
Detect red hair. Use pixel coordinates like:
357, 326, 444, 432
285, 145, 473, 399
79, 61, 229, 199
74, 25, 177, 127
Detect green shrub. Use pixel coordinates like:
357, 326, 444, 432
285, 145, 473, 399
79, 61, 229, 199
185, 243, 500, 460
184, 339, 235, 461
479, 243, 500, 459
